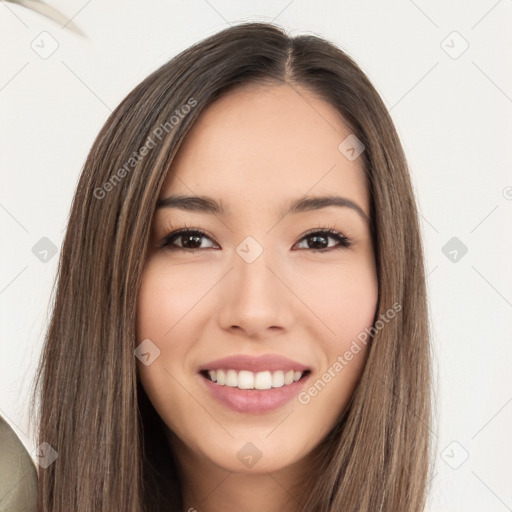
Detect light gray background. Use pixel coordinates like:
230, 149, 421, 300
1, 1, 511, 510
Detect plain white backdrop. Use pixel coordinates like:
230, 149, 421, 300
1, 1, 511, 510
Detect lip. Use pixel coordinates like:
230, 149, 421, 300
198, 354, 311, 373
199, 370, 312, 413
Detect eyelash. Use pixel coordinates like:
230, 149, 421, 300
159, 223, 353, 253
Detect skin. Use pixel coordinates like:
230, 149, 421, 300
136, 83, 378, 512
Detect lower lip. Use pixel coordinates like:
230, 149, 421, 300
199, 372, 311, 413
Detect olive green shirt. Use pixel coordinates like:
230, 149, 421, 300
0, 416, 38, 512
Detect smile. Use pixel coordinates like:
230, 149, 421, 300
199, 369, 311, 413
201, 369, 308, 390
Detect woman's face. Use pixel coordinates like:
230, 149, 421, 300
136, 83, 378, 477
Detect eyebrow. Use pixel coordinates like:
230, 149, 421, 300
156, 194, 369, 224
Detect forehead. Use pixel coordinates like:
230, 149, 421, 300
160, 84, 369, 216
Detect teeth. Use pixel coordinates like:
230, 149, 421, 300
254, 371, 272, 390
271, 370, 284, 388
206, 369, 306, 390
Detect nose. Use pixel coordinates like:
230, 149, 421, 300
216, 248, 296, 338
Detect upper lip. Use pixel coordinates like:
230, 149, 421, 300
198, 354, 311, 373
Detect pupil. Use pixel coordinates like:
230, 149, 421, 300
183, 234, 201, 248
309, 235, 327, 249
179, 233, 330, 250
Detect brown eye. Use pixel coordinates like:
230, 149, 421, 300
161, 229, 217, 251
295, 229, 352, 251
159, 227, 352, 253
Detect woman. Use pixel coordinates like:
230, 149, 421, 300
31, 21, 432, 511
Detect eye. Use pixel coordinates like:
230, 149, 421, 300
294, 228, 352, 252
159, 226, 352, 253
160, 228, 218, 252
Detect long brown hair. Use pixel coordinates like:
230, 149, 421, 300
30, 21, 432, 511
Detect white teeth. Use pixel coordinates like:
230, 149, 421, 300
206, 369, 306, 389
271, 370, 284, 388
225, 369, 238, 387
238, 370, 254, 389
254, 371, 272, 389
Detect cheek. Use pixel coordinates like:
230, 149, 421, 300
297, 260, 377, 418
136, 259, 208, 342
136, 273, 172, 342
294, 255, 378, 345
293, 258, 377, 412
135, 264, 193, 403
332, 269, 378, 342
135, 263, 200, 436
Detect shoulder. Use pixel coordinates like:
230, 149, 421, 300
0, 415, 38, 512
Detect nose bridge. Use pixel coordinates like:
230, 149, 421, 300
216, 237, 294, 335
233, 238, 282, 308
